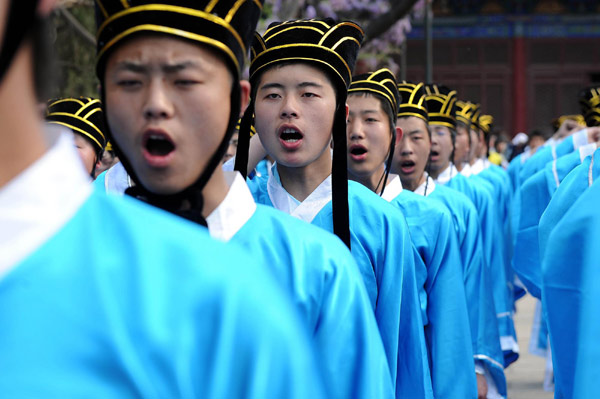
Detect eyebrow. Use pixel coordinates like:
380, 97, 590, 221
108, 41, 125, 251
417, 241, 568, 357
114, 61, 200, 74
259, 81, 325, 91
408, 129, 425, 135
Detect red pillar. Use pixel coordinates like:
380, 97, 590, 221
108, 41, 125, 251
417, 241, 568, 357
512, 29, 527, 136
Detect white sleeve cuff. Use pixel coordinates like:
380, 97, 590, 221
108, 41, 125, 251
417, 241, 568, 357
572, 128, 589, 150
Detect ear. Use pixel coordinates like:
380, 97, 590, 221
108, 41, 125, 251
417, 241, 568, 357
395, 126, 403, 145
345, 103, 349, 120
37, 0, 57, 17
239, 80, 251, 116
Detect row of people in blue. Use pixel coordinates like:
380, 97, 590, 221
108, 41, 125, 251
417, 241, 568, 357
4, 0, 598, 398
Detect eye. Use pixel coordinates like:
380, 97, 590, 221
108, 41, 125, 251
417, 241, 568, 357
366, 117, 379, 123
265, 93, 280, 100
302, 92, 318, 98
117, 79, 141, 88
175, 79, 198, 86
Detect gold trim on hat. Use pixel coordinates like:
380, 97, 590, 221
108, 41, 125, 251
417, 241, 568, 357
251, 43, 351, 84
331, 36, 361, 51
397, 109, 428, 121
97, 5, 245, 58
47, 111, 106, 140
97, 24, 240, 72
348, 86, 395, 111
83, 108, 103, 120
205, 0, 220, 13
48, 98, 85, 109
74, 99, 102, 117
252, 57, 345, 87
265, 26, 326, 42
119, 0, 130, 9
47, 121, 104, 150
319, 21, 364, 46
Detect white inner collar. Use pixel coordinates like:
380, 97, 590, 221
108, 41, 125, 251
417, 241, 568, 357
267, 163, 332, 223
435, 163, 458, 184
414, 174, 436, 197
460, 163, 473, 177
381, 175, 403, 202
0, 126, 92, 279
206, 171, 257, 242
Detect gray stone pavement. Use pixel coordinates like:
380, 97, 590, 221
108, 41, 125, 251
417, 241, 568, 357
505, 295, 553, 399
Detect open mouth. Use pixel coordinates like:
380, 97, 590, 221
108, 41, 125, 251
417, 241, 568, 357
400, 159, 416, 174
144, 133, 175, 156
350, 146, 367, 156
280, 128, 303, 143
430, 150, 440, 161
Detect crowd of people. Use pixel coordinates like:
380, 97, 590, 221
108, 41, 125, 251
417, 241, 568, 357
1, 1, 599, 398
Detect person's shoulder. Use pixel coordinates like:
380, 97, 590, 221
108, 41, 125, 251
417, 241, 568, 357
252, 204, 353, 256
347, 180, 409, 224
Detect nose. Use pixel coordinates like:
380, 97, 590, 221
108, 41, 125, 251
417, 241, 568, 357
143, 80, 173, 120
347, 120, 364, 141
280, 95, 299, 119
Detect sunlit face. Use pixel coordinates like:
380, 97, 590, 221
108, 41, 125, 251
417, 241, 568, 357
469, 128, 479, 162
104, 35, 234, 194
429, 124, 453, 175
73, 134, 97, 175
254, 63, 337, 169
453, 125, 470, 165
393, 116, 431, 191
346, 94, 393, 179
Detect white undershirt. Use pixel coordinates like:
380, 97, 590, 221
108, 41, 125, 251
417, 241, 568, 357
0, 126, 92, 279
460, 163, 473, 177
267, 163, 332, 223
435, 163, 458, 184
206, 172, 257, 242
381, 175, 403, 202
414, 174, 436, 197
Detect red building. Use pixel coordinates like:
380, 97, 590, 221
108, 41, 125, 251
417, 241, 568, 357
405, 0, 600, 137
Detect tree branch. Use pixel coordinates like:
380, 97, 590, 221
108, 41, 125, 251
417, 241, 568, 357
57, 6, 96, 46
362, 0, 420, 44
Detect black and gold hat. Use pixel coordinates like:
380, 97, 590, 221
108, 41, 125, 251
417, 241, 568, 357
551, 114, 586, 131
397, 82, 428, 121
578, 86, 600, 127
479, 114, 494, 135
456, 101, 477, 129
470, 103, 482, 131
95, 0, 264, 80
349, 68, 400, 115
424, 83, 452, 97
46, 97, 106, 155
425, 90, 457, 130
248, 19, 364, 93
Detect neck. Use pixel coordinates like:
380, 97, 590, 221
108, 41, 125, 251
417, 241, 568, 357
429, 160, 449, 180
201, 166, 230, 218
454, 161, 464, 172
277, 148, 332, 202
348, 163, 386, 194
0, 43, 47, 188
402, 170, 426, 192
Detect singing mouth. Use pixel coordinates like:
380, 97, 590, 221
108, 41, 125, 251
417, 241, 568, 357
280, 127, 303, 143
350, 145, 367, 156
143, 131, 175, 156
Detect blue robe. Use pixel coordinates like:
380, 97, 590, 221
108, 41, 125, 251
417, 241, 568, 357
541, 178, 600, 399
230, 204, 394, 398
513, 146, 594, 299
442, 172, 518, 366
518, 134, 580, 185
538, 148, 600, 263
389, 189, 477, 399
0, 190, 326, 398
250, 176, 433, 399
428, 185, 507, 395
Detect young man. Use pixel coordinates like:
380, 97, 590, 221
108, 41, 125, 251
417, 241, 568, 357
393, 82, 506, 399
236, 19, 432, 398
346, 70, 476, 399
95, 3, 391, 398
45, 97, 106, 177
0, 0, 325, 397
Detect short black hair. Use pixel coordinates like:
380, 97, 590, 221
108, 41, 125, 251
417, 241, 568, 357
348, 91, 396, 135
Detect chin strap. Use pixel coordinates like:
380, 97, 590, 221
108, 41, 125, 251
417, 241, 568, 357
0, 1, 39, 85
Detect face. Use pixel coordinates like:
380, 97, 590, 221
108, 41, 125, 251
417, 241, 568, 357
95, 150, 118, 178
73, 134, 97, 175
104, 35, 237, 195
346, 94, 393, 179
393, 116, 431, 191
429, 125, 453, 174
254, 63, 336, 169
453, 125, 470, 165
529, 135, 545, 153
469, 128, 480, 162
222, 131, 238, 163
